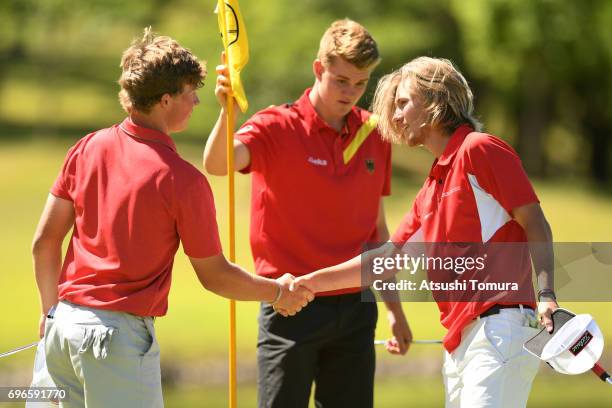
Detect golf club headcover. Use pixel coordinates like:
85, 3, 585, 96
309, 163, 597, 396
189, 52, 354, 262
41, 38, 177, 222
523, 308, 605, 375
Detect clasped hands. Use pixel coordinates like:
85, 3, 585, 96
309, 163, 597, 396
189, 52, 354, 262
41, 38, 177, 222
271, 274, 317, 317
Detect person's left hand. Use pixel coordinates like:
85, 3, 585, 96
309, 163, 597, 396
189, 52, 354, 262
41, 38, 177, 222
290, 274, 318, 294
385, 309, 412, 355
38, 314, 46, 339
538, 300, 559, 333
273, 274, 314, 317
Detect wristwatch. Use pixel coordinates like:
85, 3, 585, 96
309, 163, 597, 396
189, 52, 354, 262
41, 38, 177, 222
537, 289, 557, 301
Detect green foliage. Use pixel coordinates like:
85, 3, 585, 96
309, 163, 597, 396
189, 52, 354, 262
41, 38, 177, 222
0, 139, 611, 405
1, 0, 610, 178
1, 0, 609, 182
1, 3, 611, 403
0, 139, 611, 354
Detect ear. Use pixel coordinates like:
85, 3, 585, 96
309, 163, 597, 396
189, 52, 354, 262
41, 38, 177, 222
313, 59, 325, 81
159, 93, 173, 110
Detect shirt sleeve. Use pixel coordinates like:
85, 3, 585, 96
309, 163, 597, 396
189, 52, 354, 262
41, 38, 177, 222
466, 134, 539, 214
175, 175, 222, 258
50, 140, 85, 201
391, 196, 422, 243
234, 110, 280, 175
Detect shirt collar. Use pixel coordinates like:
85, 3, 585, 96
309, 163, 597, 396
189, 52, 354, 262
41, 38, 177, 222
428, 124, 473, 179
118, 117, 177, 152
435, 124, 473, 167
294, 88, 361, 137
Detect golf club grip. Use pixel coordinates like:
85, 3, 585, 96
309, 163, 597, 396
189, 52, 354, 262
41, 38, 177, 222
591, 363, 610, 382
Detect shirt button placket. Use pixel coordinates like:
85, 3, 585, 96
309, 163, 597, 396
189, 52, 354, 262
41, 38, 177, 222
333, 136, 343, 176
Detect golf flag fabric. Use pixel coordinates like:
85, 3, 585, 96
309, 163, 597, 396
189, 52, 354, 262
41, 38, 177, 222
216, 0, 249, 112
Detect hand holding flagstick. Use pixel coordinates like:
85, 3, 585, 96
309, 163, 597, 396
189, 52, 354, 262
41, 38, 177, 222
214, 52, 240, 113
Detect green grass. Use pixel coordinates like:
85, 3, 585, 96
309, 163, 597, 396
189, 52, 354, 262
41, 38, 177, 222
161, 375, 612, 408
0, 373, 609, 407
1, 138, 611, 406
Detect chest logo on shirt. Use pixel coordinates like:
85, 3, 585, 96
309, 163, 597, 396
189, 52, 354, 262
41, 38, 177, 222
441, 186, 462, 198
365, 159, 375, 173
308, 157, 328, 166
236, 125, 253, 135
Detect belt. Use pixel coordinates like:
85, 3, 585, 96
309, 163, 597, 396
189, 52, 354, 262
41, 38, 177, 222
479, 304, 533, 319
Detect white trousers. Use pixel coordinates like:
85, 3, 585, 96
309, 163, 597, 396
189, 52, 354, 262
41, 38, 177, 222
44, 301, 163, 408
443, 308, 541, 408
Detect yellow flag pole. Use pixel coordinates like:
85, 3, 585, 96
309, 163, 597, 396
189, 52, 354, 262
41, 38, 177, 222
217, 3, 238, 407
226, 95, 237, 408
216, 1, 248, 405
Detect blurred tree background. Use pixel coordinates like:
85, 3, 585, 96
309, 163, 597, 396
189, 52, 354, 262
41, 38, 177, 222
1, 1, 612, 406
0, 0, 612, 408
1, 0, 611, 183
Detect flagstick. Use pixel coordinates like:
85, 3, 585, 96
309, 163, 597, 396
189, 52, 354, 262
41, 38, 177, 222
216, 3, 237, 405
226, 95, 238, 408
217, 2, 244, 405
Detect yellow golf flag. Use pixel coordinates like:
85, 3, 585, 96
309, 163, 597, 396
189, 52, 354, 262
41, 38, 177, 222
216, 0, 249, 112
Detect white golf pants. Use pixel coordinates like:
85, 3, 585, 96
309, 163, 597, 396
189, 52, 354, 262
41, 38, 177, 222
443, 308, 541, 408
44, 301, 163, 408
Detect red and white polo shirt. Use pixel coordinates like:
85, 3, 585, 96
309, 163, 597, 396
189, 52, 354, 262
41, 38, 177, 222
392, 125, 539, 352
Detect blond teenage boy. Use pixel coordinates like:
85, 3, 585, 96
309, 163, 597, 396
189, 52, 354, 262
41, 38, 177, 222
293, 57, 558, 408
204, 19, 411, 408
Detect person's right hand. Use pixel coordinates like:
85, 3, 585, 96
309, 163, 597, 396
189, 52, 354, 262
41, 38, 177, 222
385, 309, 412, 355
273, 274, 314, 317
215, 52, 239, 110
289, 273, 319, 294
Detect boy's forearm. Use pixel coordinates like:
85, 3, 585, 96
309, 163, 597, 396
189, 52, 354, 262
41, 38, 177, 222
305, 241, 402, 293
203, 109, 234, 175
214, 264, 277, 302
192, 256, 277, 302
382, 286, 403, 313
33, 243, 63, 315
528, 221, 555, 293
513, 204, 555, 293
309, 256, 363, 292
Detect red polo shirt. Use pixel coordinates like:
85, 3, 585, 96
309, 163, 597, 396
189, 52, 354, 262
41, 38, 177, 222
391, 125, 539, 352
235, 88, 391, 296
50, 118, 222, 316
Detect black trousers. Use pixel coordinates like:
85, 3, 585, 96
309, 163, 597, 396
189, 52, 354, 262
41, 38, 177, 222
257, 291, 378, 408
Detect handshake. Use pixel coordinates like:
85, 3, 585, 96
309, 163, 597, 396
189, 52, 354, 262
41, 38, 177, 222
271, 274, 318, 317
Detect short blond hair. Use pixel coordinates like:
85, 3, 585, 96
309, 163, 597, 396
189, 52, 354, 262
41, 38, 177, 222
118, 27, 206, 114
317, 19, 380, 69
372, 57, 481, 144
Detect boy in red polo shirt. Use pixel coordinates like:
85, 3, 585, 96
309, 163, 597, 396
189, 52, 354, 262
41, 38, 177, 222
32, 28, 312, 407
204, 19, 411, 408
293, 57, 559, 407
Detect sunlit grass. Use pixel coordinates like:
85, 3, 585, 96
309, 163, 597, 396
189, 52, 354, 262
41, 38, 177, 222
0, 138, 610, 406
